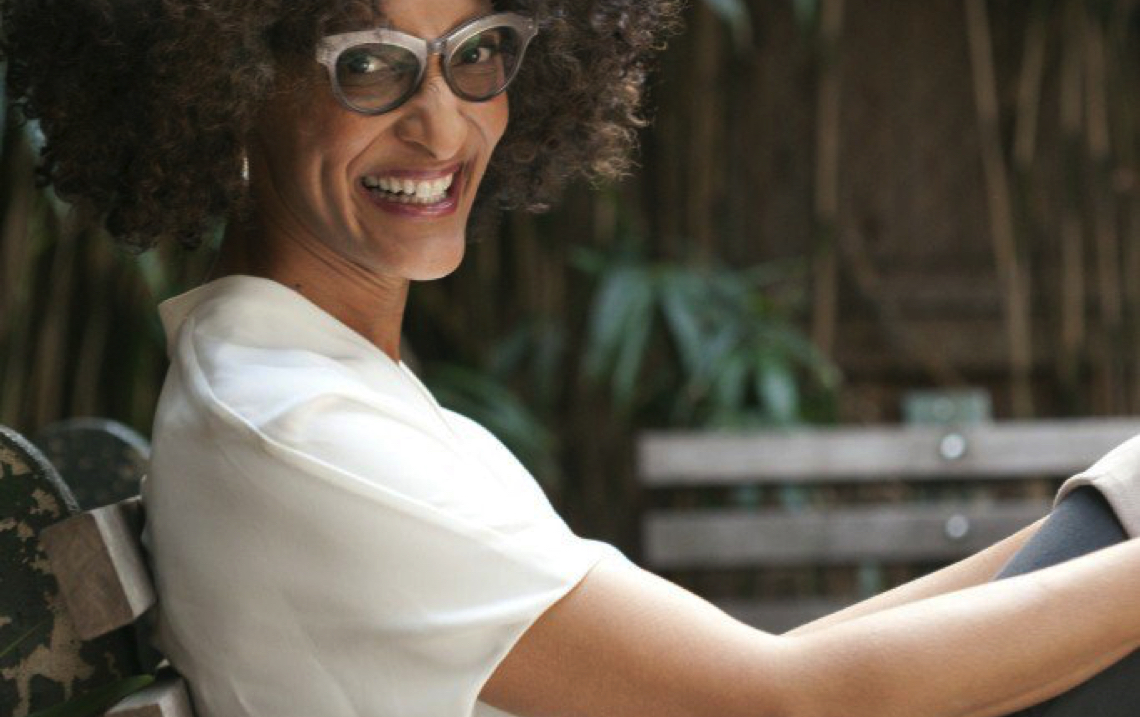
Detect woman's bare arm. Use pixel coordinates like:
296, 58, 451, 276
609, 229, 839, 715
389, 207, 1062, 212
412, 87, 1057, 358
788, 516, 1045, 635
480, 536, 1140, 717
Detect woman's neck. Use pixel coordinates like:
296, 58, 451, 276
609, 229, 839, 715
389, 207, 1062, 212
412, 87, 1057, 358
210, 216, 410, 362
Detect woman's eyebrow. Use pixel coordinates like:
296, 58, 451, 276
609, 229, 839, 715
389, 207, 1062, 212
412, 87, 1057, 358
331, 4, 391, 34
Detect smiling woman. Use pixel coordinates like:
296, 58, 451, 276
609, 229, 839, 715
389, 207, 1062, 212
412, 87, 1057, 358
0, 0, 670, 250
7, 1, 1140, 717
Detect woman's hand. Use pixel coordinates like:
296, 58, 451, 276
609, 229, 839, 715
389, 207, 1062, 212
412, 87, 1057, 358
480, 538, 1140, 717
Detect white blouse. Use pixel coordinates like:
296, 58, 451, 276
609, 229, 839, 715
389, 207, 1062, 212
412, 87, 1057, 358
142, 275, 629, 717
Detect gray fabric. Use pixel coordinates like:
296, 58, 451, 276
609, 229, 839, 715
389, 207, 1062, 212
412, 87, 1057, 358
996, 486, 1126, 578
996, 486, 1138, 717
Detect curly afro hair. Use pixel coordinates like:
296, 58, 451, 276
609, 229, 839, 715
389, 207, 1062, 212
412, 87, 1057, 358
0, 0, 681, 250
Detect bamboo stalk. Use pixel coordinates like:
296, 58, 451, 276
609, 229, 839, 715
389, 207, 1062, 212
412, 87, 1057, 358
1108, 1, 1140, 412
810, 0, 845, 358
1011, 3, 1049, 411
687, 2, 722, 261
0, 132, 37, 426
29, 203, 76, 429
965, 0, 1035, 416
1057, 0, 1087, 409
1083, 9, 1125, 413
0, 131, 30, 340
71, 230, 113, 416
1013, 4, 1049, 172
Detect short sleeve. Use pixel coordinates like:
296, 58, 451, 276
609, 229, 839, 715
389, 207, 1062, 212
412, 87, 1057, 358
151, 379, 624, 717
1053, 434, 1140, 538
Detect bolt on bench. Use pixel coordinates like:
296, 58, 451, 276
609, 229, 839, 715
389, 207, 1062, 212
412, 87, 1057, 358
638, 418, 1140, 633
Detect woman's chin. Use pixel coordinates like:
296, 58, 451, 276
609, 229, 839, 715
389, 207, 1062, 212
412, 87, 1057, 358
397, 240, 468, 282
346, 224, 469, 282
408, 263, 463, 282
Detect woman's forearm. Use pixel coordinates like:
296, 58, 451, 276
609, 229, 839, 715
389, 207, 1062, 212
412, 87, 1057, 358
788, 518, 1045, 636
773, 537, 1140, 717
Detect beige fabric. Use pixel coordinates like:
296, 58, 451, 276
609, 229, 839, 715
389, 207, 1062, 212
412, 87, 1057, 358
1054, 434, 1140, 537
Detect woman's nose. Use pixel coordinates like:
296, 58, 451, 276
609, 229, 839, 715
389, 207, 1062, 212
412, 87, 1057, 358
393, 63, 468, 160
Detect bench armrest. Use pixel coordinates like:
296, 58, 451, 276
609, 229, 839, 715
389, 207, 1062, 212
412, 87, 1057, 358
40, 496, 156, 640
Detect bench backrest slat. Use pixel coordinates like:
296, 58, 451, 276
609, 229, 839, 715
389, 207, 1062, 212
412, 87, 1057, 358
644, 500, 1052, 568
639, 418, 1140, 485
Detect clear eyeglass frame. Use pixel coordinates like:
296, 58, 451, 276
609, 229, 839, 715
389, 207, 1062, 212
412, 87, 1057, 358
315, 12, 539, 116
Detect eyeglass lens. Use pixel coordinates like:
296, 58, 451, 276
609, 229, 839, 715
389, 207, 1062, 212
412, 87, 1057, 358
334, 24, 524, 113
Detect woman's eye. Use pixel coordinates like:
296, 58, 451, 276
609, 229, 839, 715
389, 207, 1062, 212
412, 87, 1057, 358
457, 42, 498, 65
342, 52, 378, 74
343, 48, 415, 75
343, 51, 383, 74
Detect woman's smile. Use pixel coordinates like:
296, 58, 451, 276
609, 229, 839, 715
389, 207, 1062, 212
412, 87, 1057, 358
357, 162, 467, 219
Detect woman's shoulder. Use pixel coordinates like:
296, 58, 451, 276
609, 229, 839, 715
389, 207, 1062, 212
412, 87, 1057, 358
160, 275, 370, 358
157, 276, 437, 441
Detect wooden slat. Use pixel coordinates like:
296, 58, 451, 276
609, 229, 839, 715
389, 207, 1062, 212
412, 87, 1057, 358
40, 497, 156, 641
717, 598, 852, 634
644, 500, 1051, 568
639, 419, 1140, 485
107, 677, 194, 717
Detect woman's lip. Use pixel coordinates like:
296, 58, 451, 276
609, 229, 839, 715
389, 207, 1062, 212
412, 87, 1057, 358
361, 163, 464, 181
359, 165, 466, 219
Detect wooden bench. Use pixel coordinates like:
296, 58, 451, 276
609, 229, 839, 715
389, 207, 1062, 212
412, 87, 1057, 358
638, 418, 1140, 633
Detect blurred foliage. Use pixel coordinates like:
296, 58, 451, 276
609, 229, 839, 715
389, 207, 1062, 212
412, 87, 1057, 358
576, 243, 838, 427
411, 232, 837, 492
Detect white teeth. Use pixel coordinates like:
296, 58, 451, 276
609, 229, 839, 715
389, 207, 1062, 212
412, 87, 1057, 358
363, 171, 458, 204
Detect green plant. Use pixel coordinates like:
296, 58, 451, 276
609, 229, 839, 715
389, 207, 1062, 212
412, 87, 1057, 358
576, 243, 840, 428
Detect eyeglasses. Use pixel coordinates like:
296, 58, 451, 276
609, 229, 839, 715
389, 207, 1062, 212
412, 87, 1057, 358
315, 12, 538, 116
